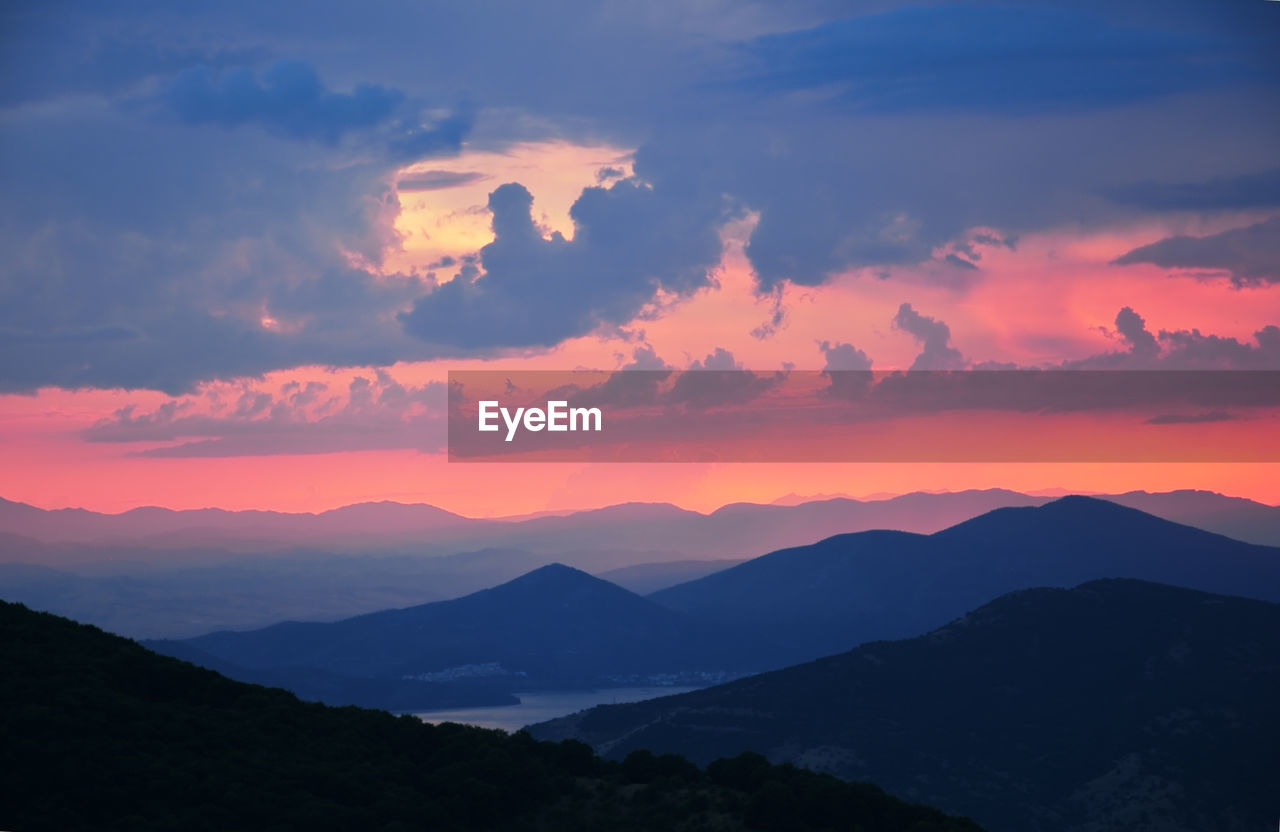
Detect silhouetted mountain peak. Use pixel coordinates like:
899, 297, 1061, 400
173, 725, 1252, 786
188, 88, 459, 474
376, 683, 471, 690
475, 563, 647, 607
522, 561, 588, 577
929, 578, 1196, 638
1041, 494, 1153, 517
498, 561, 606, 588
651, 496, 1280, 663
936, 494, 1217, 544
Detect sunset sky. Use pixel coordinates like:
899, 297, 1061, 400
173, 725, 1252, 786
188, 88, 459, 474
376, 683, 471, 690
2, 0, 1279, 515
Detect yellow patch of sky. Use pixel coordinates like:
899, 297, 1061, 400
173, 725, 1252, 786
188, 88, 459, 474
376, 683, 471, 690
384, 140, 634, 276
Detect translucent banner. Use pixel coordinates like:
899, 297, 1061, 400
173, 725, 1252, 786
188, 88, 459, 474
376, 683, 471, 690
447, 370, 1280, 462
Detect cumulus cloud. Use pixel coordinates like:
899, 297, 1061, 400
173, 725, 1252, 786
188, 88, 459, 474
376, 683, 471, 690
83, 372, 447, 457
665, 348, 785, 409
1112, 217, 1280, 286
399, 179, 727, 348
819, 339, 873, 398
551, 346, 675, 410
1069, 307, 1280, 370
819, 340, 872, 372
893, 303, 967, 371
509, 346, 780, 413
687, 347, 740, 371
1114, 306, 1160, 359
621, 344, 671, 372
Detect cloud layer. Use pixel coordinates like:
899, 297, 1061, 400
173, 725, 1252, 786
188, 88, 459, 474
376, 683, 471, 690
0, 0, 1277, 393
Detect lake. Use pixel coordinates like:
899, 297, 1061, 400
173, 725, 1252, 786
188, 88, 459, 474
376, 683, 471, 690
414, 686, 702, 732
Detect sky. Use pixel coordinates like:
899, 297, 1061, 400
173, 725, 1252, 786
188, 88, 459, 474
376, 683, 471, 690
1, 0, 1279, 515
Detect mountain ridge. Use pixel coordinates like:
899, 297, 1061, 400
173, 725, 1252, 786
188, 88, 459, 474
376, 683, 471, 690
648, 496, 1280, 661
162, 563, 774, 693
1, 598, 984, 832
531, 578, 1280, 832
7, 488, 1279, 554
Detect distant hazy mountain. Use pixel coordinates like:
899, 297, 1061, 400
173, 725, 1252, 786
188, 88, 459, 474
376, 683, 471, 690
167, 564, 773, 696
0, 549, 555, 638
2, 601, 982, 832
649, 497, 1280, 662
0, 490, 1052, 638
5, 488, 1279, 561
6, 489, 1280, 640
0, 496, 471, 549
1106, 489, 1280, 546
768, 492, 858, 505
0, 546, 692, 638
597, 559, 747, 594
0, 489, 1048, 557
147, 639, 518, 711
531, 579, 1280, 832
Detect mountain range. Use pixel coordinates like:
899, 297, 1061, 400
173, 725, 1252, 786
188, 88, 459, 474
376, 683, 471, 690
6, 491, 1277, 830
530, 579, 1280, 832
4, 488, 1280, 638
150, 564, 774, 697
151, 497, 1280, 711
6, 487, 1279, 557
650, 496, 1280, 662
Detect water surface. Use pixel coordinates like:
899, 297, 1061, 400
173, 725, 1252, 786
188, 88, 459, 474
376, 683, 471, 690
414, 686, 701, 732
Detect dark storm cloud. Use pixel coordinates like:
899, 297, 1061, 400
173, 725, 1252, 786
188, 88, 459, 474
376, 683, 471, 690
158, 59, 403, 142
1112, 217, 1280, 286
628, 3, 1280, 291
399, 179, 727, 349
0, 14, 269, 109
1106, 169, 1280, 212
0, 100, 443, 393
1145, 411, 1236, 425
149, 59, 474, 160
397, 171, 488, 191
944, 254, 979, 271
0, 54, 472, 392
636, 85, 1279, 291
0, 324, 141, 345
741, 6, 1257, 115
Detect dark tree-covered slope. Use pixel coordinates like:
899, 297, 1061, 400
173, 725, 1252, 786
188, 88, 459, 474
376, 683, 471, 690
0, 599, 982, 832
534, 579, 1280, 832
